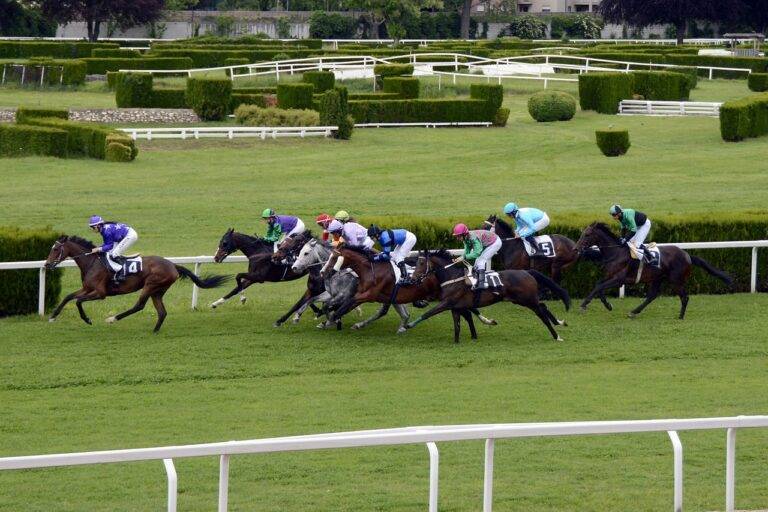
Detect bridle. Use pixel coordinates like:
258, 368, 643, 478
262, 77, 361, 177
47, 240, 90, 269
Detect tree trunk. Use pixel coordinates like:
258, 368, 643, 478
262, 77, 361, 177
460, 0, 472, 39
676, 19, 686, 45
371, 19, 381, 39
85, 18, 102, 42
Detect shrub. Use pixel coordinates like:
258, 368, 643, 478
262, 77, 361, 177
272, 52, 290, 61
382, 77, 420, 99
348, 99, 496, 123
150, 88, 187, 109
149, 49, 311, 67
303, 71, 336, 93
106, 134, 138, 161
0, 227, 63, 317
105, 142, 134, 162
91, 48, 141, 58
277, 83, 315, 110
528, 91, 577, 122
493, 107, 510, 127
470, 83, 504, 110
720, 93, 768, 142
0, 41, 117, 59
550, 13, 603, 39
374, 64, 414, 88
596, 129, 631, 156
578, 72, 635, 114
674, 66, 698, 90
185, 78, 232, 121
106, 71, 123, 90
309, 11, 357, 38
631, 70, 692, 101
81, 57, 193, 75
24, 117, 137, 161
15, 107, 68, 124
349, 92, 400, 100
0, 124, 68, 158
505, 15, 547, 39
230, 93, 267, 111
115, 73, 153, 108
748, 73, 768, 92
664, 54, 768, 79
319, 86, 353, 140
224, 57, 249, 77
234, 105, 320, 126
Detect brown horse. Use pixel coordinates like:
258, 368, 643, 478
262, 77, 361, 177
321, 245, 497, 337
404, 250, 570, 342
45, 236, 229, 332
574, 222, 733, 319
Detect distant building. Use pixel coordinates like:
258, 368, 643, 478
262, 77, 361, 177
472, 0, 600, 14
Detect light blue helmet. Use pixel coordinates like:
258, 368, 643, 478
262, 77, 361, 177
88, 215, 104, 226
503, 202, 519, 216
609, 204, 622, 216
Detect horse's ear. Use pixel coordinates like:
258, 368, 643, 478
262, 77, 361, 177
57, 235, 67, 242
227, 227, 233, 233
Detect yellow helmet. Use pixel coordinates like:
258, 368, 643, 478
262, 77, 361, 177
334, 210, 350, 222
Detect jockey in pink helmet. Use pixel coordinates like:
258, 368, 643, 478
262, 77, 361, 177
453, 223, 501, 290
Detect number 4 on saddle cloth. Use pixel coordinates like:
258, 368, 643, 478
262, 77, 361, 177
522, 235, 556, 258
100, 253, 143, 281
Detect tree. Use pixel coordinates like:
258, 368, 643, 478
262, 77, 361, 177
600, 0, 742, 44
40, 0, 165, 41
0, 0, 55, 36
740, 0, 768, 33
349, 0, 440, 39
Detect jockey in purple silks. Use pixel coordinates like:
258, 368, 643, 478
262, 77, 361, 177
261, 208, 306, 251
88, 215, 138, 282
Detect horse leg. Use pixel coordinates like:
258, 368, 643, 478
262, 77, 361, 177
48, 289, 83, 322
675, 284, 689, 320
309, 303, 322, 315
211, 274, 248, 308
532, 303, 562, 341
471, 307, 497, 326
274, 289, 312, 327
151, 291, 169, 333
107, 290, 152, 324
598, 290, 614, 311
75, 291, 104, 325
404, 300, 453, 331
451, 310, 462, 343
393, 304, 410, 333
354, 303, 390, 330
580, 276, 625, 312
541, 302, 567, 326
460, 309, 478, 340
628, 279, 662, 318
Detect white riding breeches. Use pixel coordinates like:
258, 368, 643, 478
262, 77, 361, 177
363, 236, 375, 250
516, 213, 550, 238
474, 237, 502, 271
287, 219, 305, 237
391, 232, 417, 264
629, 219, 651, 258
107, 228, 138, 271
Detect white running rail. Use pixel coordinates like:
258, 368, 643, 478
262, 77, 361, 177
0, 240, 765, 317
619, 100, 723, 117
119, 125, 337, 140
0, 416, 765, 512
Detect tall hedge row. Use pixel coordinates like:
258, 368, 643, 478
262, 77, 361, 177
149, 49, 312, 68
82, 57, 193, 75
91, 48, 142, 58
302, 71, 336, 93
0, 227, 63, 317
382, 77, 420, 99
0, 59, 86, 86
631, 71, 693, 101
719, 93, 768, 142
319, 86, 353, 140
579, 52, 768, 79
0, 41, 117, 59
23, 116, 137, 161
277, 83, 315, 110
349, 99, 496, 123
0, 124, 68, 158
15, 107, 69, 124
578, 73, 635, 114
185, 78, 232, 121
748, 73, 768, 92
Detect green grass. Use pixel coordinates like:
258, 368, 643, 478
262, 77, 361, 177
1, 76, 768, 511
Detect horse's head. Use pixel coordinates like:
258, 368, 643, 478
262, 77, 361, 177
292, 239, 322, 273
410, 250, 432, 282
483, 214, 498, 230
44, 236, 94, 270
273, 231, 310, 263
575, 222, 616, 253
214, 228, 236, 263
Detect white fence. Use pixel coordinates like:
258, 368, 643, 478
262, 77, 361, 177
119, 125, 338, 141
619, 100, 723, 117
0, 240, 765, 318
0, 415, 765, 512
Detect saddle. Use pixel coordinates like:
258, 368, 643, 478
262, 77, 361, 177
520, 235, 556, 258
631, 244, 661, 284
101, 254, 143, 282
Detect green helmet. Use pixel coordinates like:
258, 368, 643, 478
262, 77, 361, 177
261, 208, 276, 218
609, 204, 622, 216
334, 210, 350, 222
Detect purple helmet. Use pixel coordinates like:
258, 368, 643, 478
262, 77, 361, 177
88, 215, 104, 227
327, 219, 344, 233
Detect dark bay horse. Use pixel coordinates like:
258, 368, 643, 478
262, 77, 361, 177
575, 222, 733, 319
321, 245, 497, 337
404, 250, 570, 342
45, 236, 229, 332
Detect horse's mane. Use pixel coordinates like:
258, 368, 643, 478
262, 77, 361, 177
591, 222, 619, 241
493, 216, 514, 234
342, 244, 376, 259
428, 249, 454, 262
65, 235, 96, 249
236, 231, 270, 249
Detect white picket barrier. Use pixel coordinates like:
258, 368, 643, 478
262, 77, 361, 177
0, 416, 766, 512
119, 126, 337, 141
619, 100, 722, 117
0, 240, 765, 317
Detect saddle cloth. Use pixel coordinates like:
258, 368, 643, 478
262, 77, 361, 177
104, 254, 143, 275
390, 261, 414, 282
634, 245, 661, 284
523, 235, 556, 258
468, 271, 504, 290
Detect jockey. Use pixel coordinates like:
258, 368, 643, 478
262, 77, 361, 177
368, 225, 417, 284
334, 210, 352, 223
262, 208, 305, 251
610, 204, 651, 261
453, 223, 502, 289
88, 215, 138, 282
327, 219, 374, 250
503, 202, 550, 253
315, 213, 333, 242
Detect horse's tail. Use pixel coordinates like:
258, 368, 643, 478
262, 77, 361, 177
527, 270, 571, 311
175, 265, 231, 288
690, 256, 734, 288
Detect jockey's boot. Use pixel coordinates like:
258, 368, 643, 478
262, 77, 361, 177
112, 266, 126, 283
641, 245, 652, 263
397, 261, 411, 285
472, 269, 486, 290
525, 235, 538, 254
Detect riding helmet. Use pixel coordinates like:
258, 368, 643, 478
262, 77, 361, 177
503, 202, 519, 216
609, 204, 623, 216
452, 223, 469, 237
261, 208, 276, 219
368, 224, 381, 238
88, 215, 104, 226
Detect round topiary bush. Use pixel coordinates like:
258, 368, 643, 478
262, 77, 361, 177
596, 129, 631, 157
528, 91, 577, 122
105, 142, 133, 162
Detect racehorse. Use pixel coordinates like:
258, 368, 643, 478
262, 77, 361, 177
211, 228, 324, 327
45, 236, 229, 332
320, 245, 497, 337
403, 250, 570, 342
574, 222, 733, 319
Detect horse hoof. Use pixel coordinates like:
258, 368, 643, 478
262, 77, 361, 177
556, 336, 564, 342
579, 306, 587, 314
48, 317, 56, 323
85, 319, 92, 325
273, 322, 282, 328
291, 317, 300, 325
352, 323, 363, 330
605, 302, 613, 311
240, 297, 247, 305
397, 326, 407, 334
627, 312, 636, 319
558, 319, 568, 327
105, 316, 117, 324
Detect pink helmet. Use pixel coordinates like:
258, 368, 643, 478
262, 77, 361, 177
452, 223, 469, 237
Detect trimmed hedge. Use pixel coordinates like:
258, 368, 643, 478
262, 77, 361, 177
579, 72, 635, 114
720, 93, 768, 142
115, 73, 153, 108
150, 88, 187, 109
0, 124, 68, 158
493, 107, 510, 127
748, 73, 768, 92
234, 105, 320, 127
596, 129, 631, 156
349, 99, 496, 123
23, 117, 137, 161
0, 227, 63, 317
470, 83, 504, 111
224, 57, 249, 77
349, 92, 400, 100
303, 71, 335, 93
383, 77, 420, 99
149, 49, 312, 68
105, 142, 134, 162
580, 51, 768, 79
319, 86, 353, 140
277, 83, 315, 110
185, 78, 232, 121
528, 91, 576, 122
15, 107, 68, 124
1, 59, 86, 86
82, 57, 193, 75
0, 41, 117, 59
230, 93, 267, 111
631, 70, 692, 101
373, 63, 413, 88
106, 71, 123, 90
91, 48, 141, 58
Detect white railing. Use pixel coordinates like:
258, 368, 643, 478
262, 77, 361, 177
355, 121, 492, 128
619, 100, 723, 117
119, 125, 337, 141
0, 240, 765, 318
0, 415, 765, 512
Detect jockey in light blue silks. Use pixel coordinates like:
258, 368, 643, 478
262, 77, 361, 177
88, 215, 138, 282
367, 225, 417, 284
503, 202, 550, 253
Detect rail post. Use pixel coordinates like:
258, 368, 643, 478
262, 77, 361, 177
726, 427, 736, 512
454, 54, 458, 71
191, 262, 201, 309
750, 247, 758, 293
426, 442, 439, 512
667, 431, 683, 512
163, 459, 178, 512
709, 68, 714, 80
218, 454, 230, 512
38, 266, 46, 317
483, 438, 494, 512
